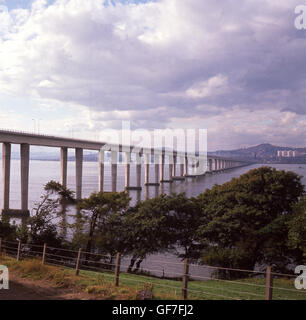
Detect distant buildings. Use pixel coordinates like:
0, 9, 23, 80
277, 150, 297, 158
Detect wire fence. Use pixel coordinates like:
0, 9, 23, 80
0, 238, 305, 300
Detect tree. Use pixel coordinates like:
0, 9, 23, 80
0, 219, 17, 241
123, 194, 173, 272
197, 167, 305, 276
18, 180, 74, 248
287, 196, 306, 263
165, 193, 204, 259
44, 180, 76, 205
77, 192, 131, 257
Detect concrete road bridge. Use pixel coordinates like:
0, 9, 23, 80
0, 129, 250, 216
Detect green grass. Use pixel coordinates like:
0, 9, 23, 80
81, 269, 305, 300
1, 254, 305, 300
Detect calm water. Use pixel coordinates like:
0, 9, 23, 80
1, 160, 305, 278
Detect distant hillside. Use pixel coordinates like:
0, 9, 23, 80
210, 143, 306, 164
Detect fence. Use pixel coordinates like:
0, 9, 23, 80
0, 238, 305, 300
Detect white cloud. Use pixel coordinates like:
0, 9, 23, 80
186, 75, 229, 99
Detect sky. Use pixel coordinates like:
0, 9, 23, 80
0, 0, 306, 151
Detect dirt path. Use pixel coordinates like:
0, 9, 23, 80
0, 273, 94, 300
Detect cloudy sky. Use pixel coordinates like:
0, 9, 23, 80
0, 0, 305, 151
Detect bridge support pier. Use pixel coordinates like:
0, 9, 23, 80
144, 154, 150, 185
144, 153, 160, 186
172, 155, 177, 177
98, 149, 105, 192
160, 154, 165, 182
21, 143, 30, 214
2, 143, 11, 212
214, 159, 217, 172
180, 157, 184, 176
124, 152, 130, 190
184, 156, 188, 176
154, 154, 160, 185
208, 159, 213, 173
136, 153, 142, 190
60, 147, 68, 188
168, 155, 174, 182
111, 151, 118, 192
75, 148, 83, 200
172, 156, 185, 181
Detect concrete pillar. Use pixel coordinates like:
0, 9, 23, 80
160, 154, 165, 182
184, 156, 188, 176
144, 185, 149, 200
20, 143, 30, 212
60, 147, 68, 188
75, 148, 83, 200
136, 153, 142, 189
214, 159, 218, 171
98, 149, 105, 192
144, 154, 150, 185
111, 151, 118, 192
180, 157, 184, 176
169, 155, 173, 181
172, 155, 177, 177
2, 143, 11, 211
208, 159, 213, 172
154, 154, 159, 185
124, 152, 130, 189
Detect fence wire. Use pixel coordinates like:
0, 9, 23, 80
0, 239, 305, 300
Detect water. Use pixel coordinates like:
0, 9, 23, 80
1, 160, 305, 278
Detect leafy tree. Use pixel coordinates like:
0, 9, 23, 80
197, 167, 305, 276
123, 193, 205, 271
44, 180, 76, 204
0, 219, 17, 241
165, 193, 204, 259
123, 194, 173, 272
287, 196, 306, 263
18, 181, 74, 248
77, 192, 131, 258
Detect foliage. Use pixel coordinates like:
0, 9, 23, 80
17, 181, 73, 248
164, 193, 205, 259
0, 219, 17, 241
44, 180, 76, 204
197, 167, 305, 275
123, 194, 173, 271
287, 196, 306, 263
77, 192, 131, 256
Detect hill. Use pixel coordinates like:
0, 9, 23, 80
210, 143, 306, 163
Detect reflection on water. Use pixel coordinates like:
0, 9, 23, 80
1, 160, 305, 277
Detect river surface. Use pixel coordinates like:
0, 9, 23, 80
1, 160, 305, 278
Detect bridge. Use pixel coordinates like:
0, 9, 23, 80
0, 129, 250, 216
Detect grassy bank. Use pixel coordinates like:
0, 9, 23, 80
0, 255, 304, 300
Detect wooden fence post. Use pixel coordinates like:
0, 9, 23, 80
114, 252, 121, 287
182, 258, 189, 300
75, 248, 82, 276
42, 243, 47, 265
265, 265, 273, 300
17, 240, 21, 261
